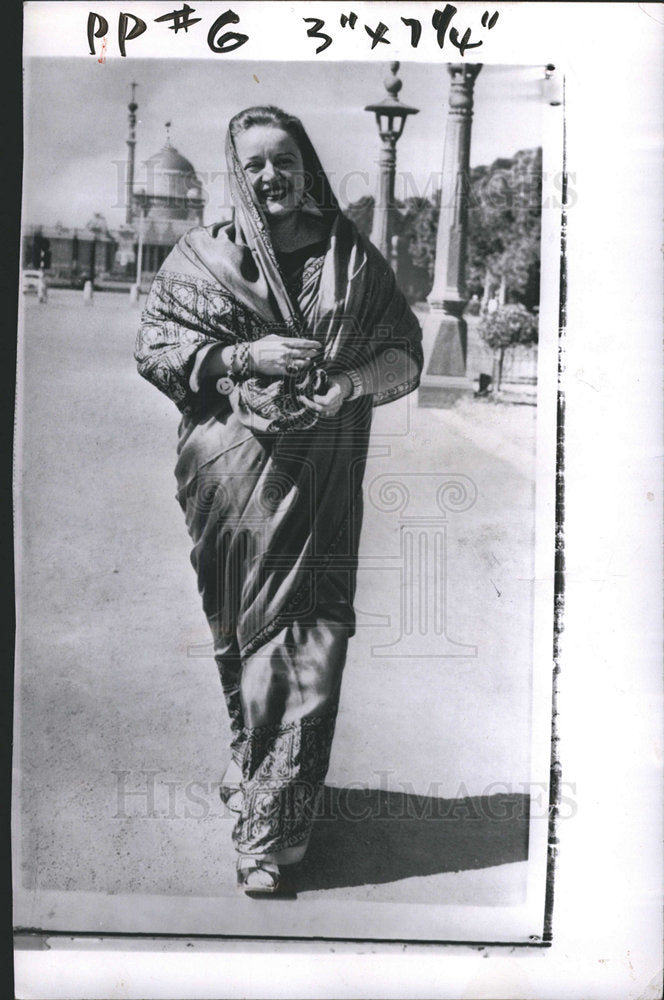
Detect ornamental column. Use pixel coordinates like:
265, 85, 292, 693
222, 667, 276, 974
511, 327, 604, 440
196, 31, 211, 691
419, 63, 482, 407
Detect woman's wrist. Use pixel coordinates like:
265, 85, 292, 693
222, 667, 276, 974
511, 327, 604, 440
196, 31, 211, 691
197, 343, 253, 397
220, 345, 235, 374
219, 342, 251, 378
333, 372, 353, 400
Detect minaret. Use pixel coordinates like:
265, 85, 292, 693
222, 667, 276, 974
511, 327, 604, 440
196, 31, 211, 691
126, 82, 138, 225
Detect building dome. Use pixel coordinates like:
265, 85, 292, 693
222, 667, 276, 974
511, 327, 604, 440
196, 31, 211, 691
146, 142, 197, 179
142, 138, 204, 221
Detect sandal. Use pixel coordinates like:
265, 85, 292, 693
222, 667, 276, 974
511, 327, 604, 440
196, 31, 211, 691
219, 784, 243, 814
236, 858, 282, 896
219, 761, 243, 814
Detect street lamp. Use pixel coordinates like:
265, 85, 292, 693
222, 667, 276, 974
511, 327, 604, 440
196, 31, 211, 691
365, 62, 419, 261
130, 188, 149, 303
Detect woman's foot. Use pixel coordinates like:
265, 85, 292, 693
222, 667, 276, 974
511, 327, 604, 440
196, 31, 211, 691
236, 858, 282, 896
219, 785, 243, 814
219, 760, 243, 813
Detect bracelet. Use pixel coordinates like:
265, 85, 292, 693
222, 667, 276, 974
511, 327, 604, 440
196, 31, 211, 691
344, 369, 364, 401
238, 342, 251, 379
216, 344, 239, 396
215, 343, 250, 395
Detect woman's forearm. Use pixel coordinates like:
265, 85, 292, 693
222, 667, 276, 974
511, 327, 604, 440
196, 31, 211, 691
189, 343, 243, 393
190, 344, 421, 403
344, 347, 421, 400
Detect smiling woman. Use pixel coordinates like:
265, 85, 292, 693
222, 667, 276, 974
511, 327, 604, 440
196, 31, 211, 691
235, 121, 307, 222
134, 104, 423, 895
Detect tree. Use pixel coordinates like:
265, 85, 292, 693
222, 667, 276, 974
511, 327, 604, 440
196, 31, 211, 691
30, 231, 51, 270
398, 192, 440, 280
343, 193, 437, 302
467, 148, 542, 310
86, 212, 109, 235
343, 195, 374, 236
341, 148, 542, 310
478, 302, 538, 392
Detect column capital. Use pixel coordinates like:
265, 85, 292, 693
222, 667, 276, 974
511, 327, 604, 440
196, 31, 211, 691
447, 63, 483, 83
447, 63, 482, 118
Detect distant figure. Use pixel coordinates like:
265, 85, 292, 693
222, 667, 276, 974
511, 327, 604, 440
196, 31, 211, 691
83, 280, 94, 304
37, 271, 48, 304
467, 293, 480, 316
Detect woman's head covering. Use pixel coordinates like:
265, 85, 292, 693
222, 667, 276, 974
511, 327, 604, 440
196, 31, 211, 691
223, 106, 339, 328
227, 106, 338, 227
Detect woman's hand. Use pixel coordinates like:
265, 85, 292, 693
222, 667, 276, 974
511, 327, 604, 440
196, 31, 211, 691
248, 334, 322, 377
300, 373, 353, 418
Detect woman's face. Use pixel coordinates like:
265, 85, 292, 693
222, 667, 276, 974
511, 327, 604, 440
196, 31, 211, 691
235, 125, 306, 221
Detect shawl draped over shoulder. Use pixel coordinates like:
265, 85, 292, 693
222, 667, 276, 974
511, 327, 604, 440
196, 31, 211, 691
135, 119, 423, 660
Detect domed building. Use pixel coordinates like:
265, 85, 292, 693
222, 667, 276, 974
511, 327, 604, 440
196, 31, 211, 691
23, 98, 209, 288
142, 136, 204, 222
116, 124, 206, 282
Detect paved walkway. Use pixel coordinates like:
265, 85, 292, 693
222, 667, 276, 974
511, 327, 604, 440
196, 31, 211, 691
14, 291, 542, 941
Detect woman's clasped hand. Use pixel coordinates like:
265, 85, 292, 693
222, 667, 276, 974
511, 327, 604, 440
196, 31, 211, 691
243, 333, 352, 416
299, 372, 352, 417
246, 332, 322, 376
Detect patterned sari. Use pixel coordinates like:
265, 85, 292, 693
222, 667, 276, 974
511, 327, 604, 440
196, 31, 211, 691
135, 119, 423, 864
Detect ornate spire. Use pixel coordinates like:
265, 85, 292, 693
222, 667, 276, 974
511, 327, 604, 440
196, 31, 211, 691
164, 121, 172, 147
384, 62, 403, 100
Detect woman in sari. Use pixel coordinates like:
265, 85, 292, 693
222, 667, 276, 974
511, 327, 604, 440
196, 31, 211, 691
135, 106, 423, 894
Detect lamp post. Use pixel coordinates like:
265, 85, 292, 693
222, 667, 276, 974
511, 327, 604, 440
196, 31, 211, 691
365, 62, 419, 261
86, 215, 106, 294
130, 188, 149, 304
90, 234, 97, 285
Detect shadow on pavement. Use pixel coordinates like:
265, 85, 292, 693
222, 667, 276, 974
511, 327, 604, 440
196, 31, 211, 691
291, 787, 530, 892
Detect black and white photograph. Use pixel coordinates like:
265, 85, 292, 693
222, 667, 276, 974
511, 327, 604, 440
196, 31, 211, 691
12, 2, 663, 998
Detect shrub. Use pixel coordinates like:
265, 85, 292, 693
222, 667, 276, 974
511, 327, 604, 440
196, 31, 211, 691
478, 303, 538, 392
479, 302, 538, 350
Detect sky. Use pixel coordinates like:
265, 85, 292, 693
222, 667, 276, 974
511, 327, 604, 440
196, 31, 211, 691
23, 58, 545, 230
